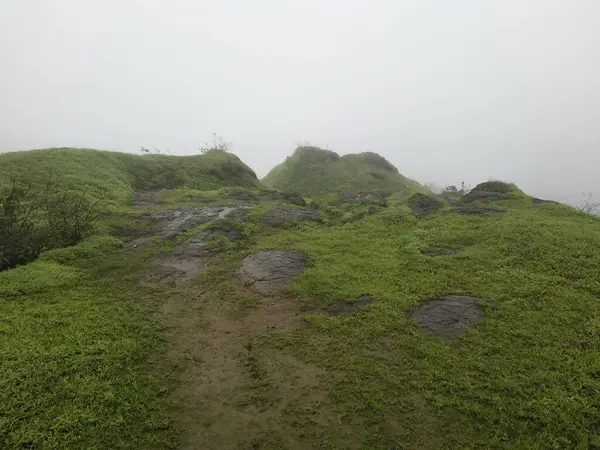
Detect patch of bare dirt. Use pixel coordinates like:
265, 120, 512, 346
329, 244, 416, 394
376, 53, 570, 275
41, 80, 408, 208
157, 281, 331, 449
132, 190, 162, 209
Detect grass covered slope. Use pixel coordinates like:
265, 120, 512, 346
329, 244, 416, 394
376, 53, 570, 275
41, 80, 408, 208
0, 148, 260, 210
251, 186, 600, 448
263, 146, 428, 197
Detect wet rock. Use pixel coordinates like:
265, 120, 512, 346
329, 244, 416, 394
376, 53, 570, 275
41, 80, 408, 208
153, 221, 243, 285
140, 206, 248, 240
470, 181, 511, 193
409, 193, 444, 216
452, 206, 504, 215
328, 295, 374, 316
410, 295, 486, 339
462, 190, 512, 203
262, 208, 321, 227
258, 189, 306, 206
337, 191, 389, 205
532, 197, 560, 205
238, 250, 308, 295
227, 189, 260, 203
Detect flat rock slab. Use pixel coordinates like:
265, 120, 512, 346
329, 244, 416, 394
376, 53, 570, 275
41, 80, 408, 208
153, 223, 243, 285
409, 194, 444, 216
329, 295, 374, 316
532, 197, 560, 206
452, 206, 504, 215
238, 250, 307, 295
336, 191, 389, 205
141, 206, 248, 240
262, 208, 320, 227
463, 191, 513, 203
410, 295, 485, 339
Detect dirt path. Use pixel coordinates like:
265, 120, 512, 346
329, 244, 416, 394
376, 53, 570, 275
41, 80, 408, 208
130, 191, 332, 449
158, 283, 328, 449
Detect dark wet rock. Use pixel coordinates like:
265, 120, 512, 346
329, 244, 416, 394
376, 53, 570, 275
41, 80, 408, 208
140, 206, 248, 240
410, 295, 486, 339
409, 193, 444, 216
462, 190, 512, 203
532, 197, 560, 205
328, 295, 374, 316
238, 250, 308, 295
228, 189, 260, 203
452, 206, 504, 215
421, 247, 463, 256
262, 208, 321, 227
153, 221, 243, 285
470, 181, 511, 194
337, 191, 389, 205
258, 189, 306, 206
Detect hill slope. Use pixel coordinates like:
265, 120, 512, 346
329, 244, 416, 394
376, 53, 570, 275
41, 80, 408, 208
2, 148, 600, 449
263, 146, 428, 197
0, 148, 260, 210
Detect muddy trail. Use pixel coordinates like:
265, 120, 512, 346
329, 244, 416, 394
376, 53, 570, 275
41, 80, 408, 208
128, 191, 334, 449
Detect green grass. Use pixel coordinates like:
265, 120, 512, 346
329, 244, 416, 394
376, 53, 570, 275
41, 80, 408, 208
0, 148, 260, 212
263, 146, 429, 197
2, 146, 600, 449
250, 193, 600, 448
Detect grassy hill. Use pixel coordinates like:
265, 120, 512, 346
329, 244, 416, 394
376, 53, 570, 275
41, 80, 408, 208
2, 148, 600, 449
0, 148, 260, 210
263, 146, 429, 197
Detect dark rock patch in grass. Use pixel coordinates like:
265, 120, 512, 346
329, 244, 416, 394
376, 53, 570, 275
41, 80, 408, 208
452, 206, 504, 215
336, 191, 389, 205
410, 295, 485, 339
153, 221, 243, 285
262, 208, 321, 228
409, 193, 444, 216
470, 181, 511, 193
140, 206, 248, 240
328, 295, 374, 316
532, 197, 560, 205
238, 250, 307, 295
462, 190, 513, 203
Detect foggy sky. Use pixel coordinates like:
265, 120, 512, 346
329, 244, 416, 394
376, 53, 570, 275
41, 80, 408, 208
1, 0, 599, 205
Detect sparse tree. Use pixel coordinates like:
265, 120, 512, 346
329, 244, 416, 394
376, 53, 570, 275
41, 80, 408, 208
444, 181, 471, 197
200, 133, 231, 153
577, 191, 600, 216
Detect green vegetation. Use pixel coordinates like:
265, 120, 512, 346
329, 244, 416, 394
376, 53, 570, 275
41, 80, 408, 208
0, 148, 260, 211
2, 147, 600, 449
248, 188, 600, 448
263, 146, 429, 198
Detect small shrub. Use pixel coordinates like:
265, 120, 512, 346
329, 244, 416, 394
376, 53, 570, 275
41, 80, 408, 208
0, 176, 44, 271
443, 181, 471, 197
43, 185, 101, 248
200, 133, 231, 153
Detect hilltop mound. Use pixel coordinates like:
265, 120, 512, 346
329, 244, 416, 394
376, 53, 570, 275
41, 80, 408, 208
263, 146, 428, 197
0, 148, 260, 209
